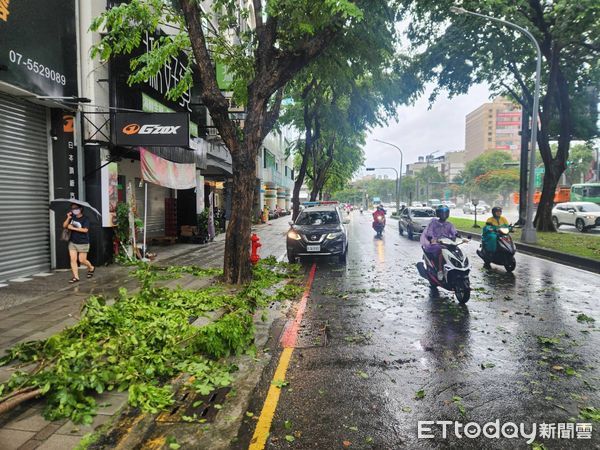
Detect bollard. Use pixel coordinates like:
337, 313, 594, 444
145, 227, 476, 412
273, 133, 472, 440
250, 233, 262, 265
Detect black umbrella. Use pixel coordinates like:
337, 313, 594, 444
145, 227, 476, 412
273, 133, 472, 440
50, 199, 102, 219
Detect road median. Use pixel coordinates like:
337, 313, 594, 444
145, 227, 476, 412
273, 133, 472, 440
449, 217, 600, 274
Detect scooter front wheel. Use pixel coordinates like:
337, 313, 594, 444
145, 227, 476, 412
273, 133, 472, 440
454, 279, 471, 304
504, 258, 516, 273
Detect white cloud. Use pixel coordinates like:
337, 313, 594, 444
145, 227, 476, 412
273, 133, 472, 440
361, 83, 493, 177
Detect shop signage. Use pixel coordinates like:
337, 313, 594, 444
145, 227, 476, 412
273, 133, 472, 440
51, 111, 79, 200
113, 112, 189, 147
0, 0, 77, 97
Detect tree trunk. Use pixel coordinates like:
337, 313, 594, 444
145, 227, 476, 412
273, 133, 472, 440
222, 91, 266, 284
292, 149, 309, 220
536, 164, 561, 231
534, 46, 572, 232
223, 149, 257, 284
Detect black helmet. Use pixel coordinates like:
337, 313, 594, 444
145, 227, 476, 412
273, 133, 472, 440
492, 206, 503, 217
436, 205, 450, 221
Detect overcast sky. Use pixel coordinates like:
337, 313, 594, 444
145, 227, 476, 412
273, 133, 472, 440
359, 83, 493, 178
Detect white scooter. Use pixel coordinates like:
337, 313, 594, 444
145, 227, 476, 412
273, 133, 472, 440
416, 237, 472, 303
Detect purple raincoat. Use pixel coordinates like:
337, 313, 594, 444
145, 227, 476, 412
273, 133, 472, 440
420, 218, 458, 254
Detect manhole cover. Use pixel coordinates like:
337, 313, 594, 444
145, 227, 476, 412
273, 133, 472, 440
156, 387, 231, 423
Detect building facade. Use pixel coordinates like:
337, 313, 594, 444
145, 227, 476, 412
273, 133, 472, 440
0, 0, 82, 281
405, 155, 446, 177
444, 151, 465, 182
465, 97, 522, 163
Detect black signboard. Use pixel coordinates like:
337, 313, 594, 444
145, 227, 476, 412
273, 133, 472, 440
113, 112, 190, 147
0, 0, 77, 97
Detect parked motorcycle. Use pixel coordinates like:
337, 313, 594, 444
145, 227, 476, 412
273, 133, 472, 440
417, 237, 471, 303
372, 215, 385, 237
477, 226, 516, 272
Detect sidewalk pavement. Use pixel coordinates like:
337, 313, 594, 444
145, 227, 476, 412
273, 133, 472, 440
0, 218, 290, 450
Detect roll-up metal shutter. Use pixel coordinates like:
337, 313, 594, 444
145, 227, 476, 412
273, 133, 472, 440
0, 93, 50, 281
135, 179, 168, 238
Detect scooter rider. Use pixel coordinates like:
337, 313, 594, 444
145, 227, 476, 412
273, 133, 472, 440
486, 206, 509, 227
420, 205, 458, 280
373, 205, 386, 221
481, 206, 510, 268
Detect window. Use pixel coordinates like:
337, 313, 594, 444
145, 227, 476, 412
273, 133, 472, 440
295, 211, 340, 225
411, 209, 436, 218
577, 203, 600, 212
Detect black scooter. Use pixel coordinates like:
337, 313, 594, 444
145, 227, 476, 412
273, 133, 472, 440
477, 226, 516, 272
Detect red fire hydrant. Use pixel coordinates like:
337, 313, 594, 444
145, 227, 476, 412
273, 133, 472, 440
250, 233, 262, 265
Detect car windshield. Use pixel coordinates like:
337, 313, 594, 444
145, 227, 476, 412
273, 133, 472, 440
577, 204, 600, 212
296, 211, 339, 225
411, 209, 435, 218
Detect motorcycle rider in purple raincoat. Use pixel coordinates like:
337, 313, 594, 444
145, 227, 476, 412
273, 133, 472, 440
420, 205, 457, 280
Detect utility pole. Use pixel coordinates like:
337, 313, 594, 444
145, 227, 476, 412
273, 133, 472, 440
517, 108, 530, 226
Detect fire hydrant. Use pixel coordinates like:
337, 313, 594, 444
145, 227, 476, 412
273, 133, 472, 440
250, 233, 262, 265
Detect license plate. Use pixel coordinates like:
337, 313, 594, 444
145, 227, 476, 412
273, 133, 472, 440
306, 245, 321, 252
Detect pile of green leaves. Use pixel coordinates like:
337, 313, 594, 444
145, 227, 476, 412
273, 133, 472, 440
0, 257, 302, 424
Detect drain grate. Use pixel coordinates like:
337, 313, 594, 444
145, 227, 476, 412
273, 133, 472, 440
156, 387, 231, 424
295, 320, 329, 348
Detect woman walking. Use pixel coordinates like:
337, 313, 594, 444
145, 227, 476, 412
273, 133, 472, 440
63, 204, 95, 283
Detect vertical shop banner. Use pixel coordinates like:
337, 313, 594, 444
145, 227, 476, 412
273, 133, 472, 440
51, 111, 79, 200
140, 148, 196, 190
101, 163, 119, 227
207, 191, 215, 240
196, 174, 205, 212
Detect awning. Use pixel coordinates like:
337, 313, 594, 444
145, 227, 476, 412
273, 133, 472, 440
144, 137, 207, 169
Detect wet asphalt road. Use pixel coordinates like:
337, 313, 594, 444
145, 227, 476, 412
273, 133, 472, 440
238, 211, 600, 449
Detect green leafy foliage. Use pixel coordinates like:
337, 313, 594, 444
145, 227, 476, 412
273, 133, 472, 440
0, 259, 302, 424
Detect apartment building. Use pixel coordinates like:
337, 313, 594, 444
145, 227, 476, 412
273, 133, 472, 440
465, 97, 522, 162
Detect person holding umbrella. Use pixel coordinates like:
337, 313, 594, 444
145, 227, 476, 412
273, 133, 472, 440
62, 203, 95, 283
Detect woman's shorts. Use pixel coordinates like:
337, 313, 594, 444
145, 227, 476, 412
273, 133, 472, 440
68, 242, 90, 253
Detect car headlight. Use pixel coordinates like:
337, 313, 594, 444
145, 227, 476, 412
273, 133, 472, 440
326, 232, 342, 240
287, 230, 302, 240
584, 215, 595, 220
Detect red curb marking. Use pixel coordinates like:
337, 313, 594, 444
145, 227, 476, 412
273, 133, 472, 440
280, 263, 317, 348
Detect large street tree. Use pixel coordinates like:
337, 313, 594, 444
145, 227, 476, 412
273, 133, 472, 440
279, 1, 414, 219
475, 168, 520, 204
92, 0, 395, 283
399, 0, 600, 231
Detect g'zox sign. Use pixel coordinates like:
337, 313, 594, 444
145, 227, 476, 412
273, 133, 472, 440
113, 112, 189, 147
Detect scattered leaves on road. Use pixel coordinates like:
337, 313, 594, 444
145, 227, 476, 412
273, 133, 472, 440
576, 313, 595, 324
579, 406, 600, 422
271, 379, 290, 388
415, 389, 425, 400
452, 396, 466, 417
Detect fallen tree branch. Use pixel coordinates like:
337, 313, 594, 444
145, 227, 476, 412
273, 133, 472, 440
0, 388, 42, 416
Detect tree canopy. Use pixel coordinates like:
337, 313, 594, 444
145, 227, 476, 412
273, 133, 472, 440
91, 0, 400, 283
397, 0, 600, 230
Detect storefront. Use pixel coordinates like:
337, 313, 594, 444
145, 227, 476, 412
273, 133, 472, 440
0, 0, 79, 280
98, 32, 210, 251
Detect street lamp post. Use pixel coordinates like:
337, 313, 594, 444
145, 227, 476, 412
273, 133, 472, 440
366, 167, 400, 214
450, 6, 540, 244
374, 139, 404, 210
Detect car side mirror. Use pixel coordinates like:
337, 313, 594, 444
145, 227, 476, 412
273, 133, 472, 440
568, 209, 576, 214
288, 221, 294, 226
343, 219, 350, 224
